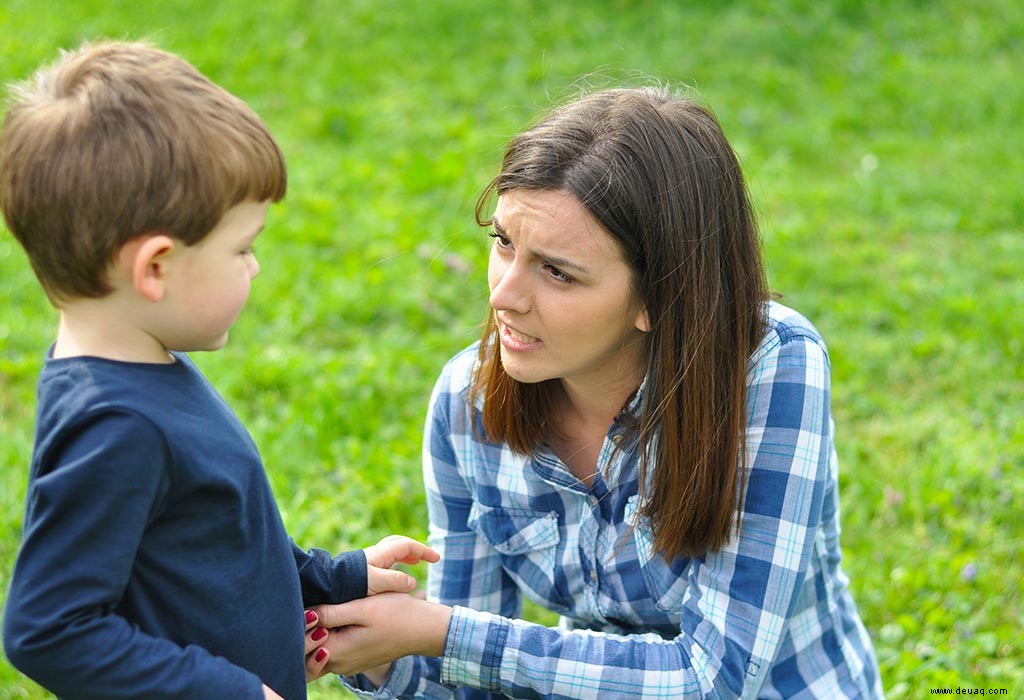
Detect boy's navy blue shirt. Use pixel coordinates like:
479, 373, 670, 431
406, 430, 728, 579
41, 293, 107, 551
3, 352, 366, 700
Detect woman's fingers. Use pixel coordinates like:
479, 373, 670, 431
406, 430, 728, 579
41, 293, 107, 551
304, 644, 330, 683
315, 619, 395, 676
303, 607, 332, 682
305, 624, 329, 655
309, 596, 372, 630
304, 618, 330, 682
308, 594, 453, 676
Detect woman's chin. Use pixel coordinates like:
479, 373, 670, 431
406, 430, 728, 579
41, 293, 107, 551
499, 354, 550, 385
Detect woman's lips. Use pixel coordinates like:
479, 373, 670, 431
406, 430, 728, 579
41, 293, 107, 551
499, 322, 542, 351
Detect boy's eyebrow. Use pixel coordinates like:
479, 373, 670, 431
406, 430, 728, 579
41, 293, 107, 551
491, 219, 591, 275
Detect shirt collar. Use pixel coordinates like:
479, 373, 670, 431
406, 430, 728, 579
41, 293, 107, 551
616, 375, 648, 424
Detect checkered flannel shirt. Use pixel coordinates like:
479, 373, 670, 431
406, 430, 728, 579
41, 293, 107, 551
344, 302, 883, 699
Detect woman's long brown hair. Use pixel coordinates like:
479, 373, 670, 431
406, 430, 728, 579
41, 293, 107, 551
470, 87, 768, 558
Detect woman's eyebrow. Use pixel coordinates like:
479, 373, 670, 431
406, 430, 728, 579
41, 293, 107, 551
541, 253, 589, 275
492, 220, 590, 275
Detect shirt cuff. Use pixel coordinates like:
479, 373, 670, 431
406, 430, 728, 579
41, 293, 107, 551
339, 655, 416, 698
295, 544, 368, 605
441, 606, 510, 692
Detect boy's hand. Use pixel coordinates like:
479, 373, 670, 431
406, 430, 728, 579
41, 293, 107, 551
304, 609, 330, 682
363, 535, 440, 595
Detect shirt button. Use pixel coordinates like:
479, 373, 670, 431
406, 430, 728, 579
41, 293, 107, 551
588, 496, 598, 507
590, 570, 598, 583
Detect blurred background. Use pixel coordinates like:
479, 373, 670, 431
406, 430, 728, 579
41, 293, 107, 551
1, 1, 1021, 697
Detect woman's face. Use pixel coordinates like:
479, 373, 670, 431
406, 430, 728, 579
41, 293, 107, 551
488, 189, 649, 394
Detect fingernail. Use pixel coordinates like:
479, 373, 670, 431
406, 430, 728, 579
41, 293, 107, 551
311, 627, 327, 641
304, 610, 317, 625
314, 648, 327, 663
407, 576, 416, 590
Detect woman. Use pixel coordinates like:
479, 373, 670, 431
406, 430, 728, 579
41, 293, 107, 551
311, 86, 883, 698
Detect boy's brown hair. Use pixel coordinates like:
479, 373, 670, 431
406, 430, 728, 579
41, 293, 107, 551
0, 40, 287, 303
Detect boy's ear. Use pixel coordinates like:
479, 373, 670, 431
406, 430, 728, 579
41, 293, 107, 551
119, 234, 176, 302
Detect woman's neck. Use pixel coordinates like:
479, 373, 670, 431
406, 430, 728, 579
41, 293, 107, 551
555, 344, 646, 431
548, 365, 644, 487
556, 380, 636, 434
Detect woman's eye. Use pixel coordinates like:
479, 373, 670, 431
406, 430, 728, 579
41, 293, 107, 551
545, 265, 573, 284
488, 231, 512, 249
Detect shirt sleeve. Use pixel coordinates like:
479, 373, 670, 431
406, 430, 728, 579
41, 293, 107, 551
2, 410, 265, 700
433, 331, 835, 698
294, 543, 368, 605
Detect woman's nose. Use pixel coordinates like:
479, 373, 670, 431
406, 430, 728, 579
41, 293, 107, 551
488, 260, 531, 313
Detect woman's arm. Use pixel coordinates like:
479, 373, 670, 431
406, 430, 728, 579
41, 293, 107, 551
321, 329, 836, 698
423, 328, 835, 698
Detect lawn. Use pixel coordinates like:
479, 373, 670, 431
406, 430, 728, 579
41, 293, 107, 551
1, 1, 1021, 697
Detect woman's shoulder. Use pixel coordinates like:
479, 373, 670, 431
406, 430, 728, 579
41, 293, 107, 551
431, 341, 481, 401
426, 342, 483, 434
749, 301, 829, 367
439, 341, 481, 379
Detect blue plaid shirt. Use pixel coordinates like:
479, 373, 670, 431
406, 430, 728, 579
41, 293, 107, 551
346, 302, 883, 699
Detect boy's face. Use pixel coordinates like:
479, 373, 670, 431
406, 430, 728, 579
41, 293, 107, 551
162, 199, 268, 351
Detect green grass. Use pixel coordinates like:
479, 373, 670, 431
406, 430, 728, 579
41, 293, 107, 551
1, 1, 1022, 697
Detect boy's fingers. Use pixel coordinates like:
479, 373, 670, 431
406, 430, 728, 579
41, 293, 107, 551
310, 599, 369, 629
400, 542, 440, 565
391, 537, 440, 564
368, 567, 416, 595
365, 537, 440, 568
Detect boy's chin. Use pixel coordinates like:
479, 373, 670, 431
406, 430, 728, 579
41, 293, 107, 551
172, 333, 230, 353
203, 334, 230, 351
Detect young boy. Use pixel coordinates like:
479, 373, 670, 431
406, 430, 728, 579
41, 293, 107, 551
0, 41, 437, 700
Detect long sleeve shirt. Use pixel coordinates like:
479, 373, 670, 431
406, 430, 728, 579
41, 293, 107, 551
3, 352, 366, 700
346, 302, 882, 699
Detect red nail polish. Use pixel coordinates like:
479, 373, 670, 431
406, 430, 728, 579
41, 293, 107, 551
311, 627, 327, 641
304, 610, 317, 625
314, 648, 327, 663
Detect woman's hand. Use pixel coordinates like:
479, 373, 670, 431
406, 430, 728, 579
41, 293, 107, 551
303, 609, 330, 682
364, 535, 440, 595
308, 593, 453, 677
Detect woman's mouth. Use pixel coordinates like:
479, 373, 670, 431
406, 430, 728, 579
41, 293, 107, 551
499, 322, 543, 351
